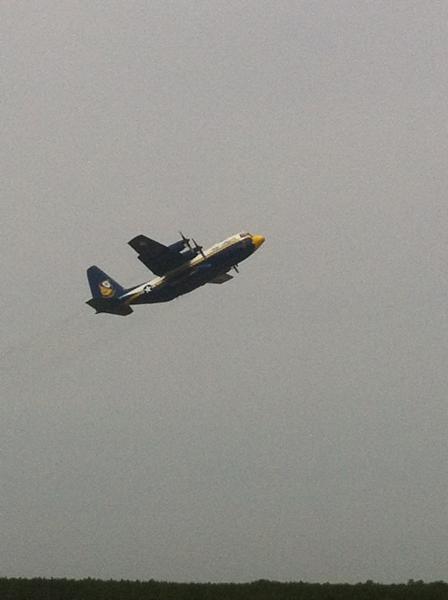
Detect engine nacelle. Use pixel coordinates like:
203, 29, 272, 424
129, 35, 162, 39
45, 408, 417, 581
168, 240, 188, 253
181, 249, 198, 261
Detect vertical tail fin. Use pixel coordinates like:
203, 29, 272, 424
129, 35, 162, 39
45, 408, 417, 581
86, 266, 132, 315
87, 266, 125, 299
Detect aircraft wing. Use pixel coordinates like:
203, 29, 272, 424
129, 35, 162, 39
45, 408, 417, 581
208, 273, 233, 284
128, 235, 187, 276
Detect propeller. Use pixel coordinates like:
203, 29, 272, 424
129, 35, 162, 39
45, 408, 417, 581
192, 238, 206, 258
178, 231, 192, 250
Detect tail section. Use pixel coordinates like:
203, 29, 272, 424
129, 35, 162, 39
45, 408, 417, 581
87, 266, 125, 299
86, 266, 133, 316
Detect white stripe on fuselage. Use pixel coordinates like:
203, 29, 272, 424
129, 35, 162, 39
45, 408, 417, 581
120, 232, 247, 301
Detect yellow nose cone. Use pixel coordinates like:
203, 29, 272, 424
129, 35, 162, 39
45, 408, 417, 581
252, 234, 265, 249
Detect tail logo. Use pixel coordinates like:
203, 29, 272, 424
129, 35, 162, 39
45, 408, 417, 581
99, 279, 115, 298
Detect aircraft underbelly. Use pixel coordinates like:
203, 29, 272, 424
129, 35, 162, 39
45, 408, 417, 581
133, 243, 253, 304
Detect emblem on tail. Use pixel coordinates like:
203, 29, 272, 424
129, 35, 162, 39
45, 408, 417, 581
87, 266, 125, 299
86, 266, 132, 315
99, 279, 115, 298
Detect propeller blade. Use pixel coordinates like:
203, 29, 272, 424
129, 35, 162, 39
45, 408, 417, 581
179, 231, 192, 250
192, 239, 206, 258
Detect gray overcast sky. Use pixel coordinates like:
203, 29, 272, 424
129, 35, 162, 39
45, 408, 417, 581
1, 0, 447, 584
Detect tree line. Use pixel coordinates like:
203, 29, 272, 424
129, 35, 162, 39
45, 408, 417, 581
0, 578, 447, 600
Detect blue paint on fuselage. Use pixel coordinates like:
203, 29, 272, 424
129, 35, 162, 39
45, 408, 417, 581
130, 238, 255, 305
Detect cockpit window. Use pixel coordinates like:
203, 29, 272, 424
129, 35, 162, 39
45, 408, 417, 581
240, 232, 251, 238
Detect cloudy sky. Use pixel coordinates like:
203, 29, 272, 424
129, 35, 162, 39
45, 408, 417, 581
1, 0, 447, 584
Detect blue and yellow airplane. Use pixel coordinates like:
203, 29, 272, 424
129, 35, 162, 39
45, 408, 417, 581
86, 231, 265, 315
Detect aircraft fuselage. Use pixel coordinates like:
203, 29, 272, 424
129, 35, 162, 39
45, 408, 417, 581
123, 232, 264, 304
86, 231, 265, 315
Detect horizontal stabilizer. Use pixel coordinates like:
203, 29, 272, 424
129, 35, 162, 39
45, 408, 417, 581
86, 298, 133, 316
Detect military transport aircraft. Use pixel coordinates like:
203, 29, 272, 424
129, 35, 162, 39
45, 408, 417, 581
86, 231, 265, 315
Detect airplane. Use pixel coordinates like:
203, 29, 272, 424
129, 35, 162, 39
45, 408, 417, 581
86, 231, 265, 315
